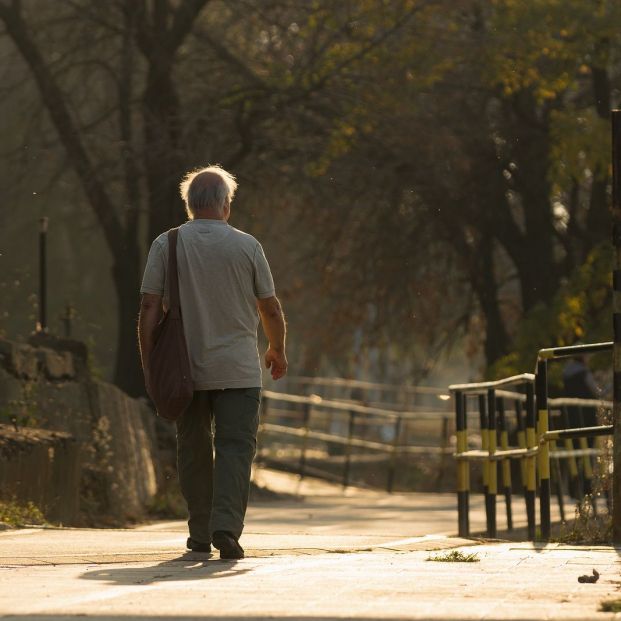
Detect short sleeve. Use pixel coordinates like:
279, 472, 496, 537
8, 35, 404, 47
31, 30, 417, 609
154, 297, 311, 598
253, 242, 276, 299
140, 239, 166, 295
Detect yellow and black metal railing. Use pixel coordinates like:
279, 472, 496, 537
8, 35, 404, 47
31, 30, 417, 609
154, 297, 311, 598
450, 374, 536, 539
452, 341, 613, 541
536, 341, 613, 539
546, 397, 606, 503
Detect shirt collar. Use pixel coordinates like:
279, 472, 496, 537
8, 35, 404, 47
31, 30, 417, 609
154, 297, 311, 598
187, 218, 229, 226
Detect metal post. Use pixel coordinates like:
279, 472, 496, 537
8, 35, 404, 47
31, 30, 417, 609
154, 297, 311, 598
577, 406, 594, 499
463, 395, 470, 502
38, 217, 49, 333
486, 388, 497, 538
298, 402, 312, 481
455, 391, 469, 537
256, 395, 269, 464
386, 416, 402, 493
612, 109, 621, 543
546, 407, 566, 522
478, 394, 489, 503
434, 415, 451, 489
515, 399, 527, 494
441, 415, 449, 447
342, 411, 356, 488
536, 359, 551, 540
498, 399, 513, 531
559, 405, 580, 500
524, 382, 537, 541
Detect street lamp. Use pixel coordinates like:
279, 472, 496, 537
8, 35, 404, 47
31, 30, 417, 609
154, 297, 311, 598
36, 216, 48, 333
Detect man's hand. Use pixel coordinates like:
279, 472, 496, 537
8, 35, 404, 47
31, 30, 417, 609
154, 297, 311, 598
265, 347, 288, 380
257, 296, 287, 381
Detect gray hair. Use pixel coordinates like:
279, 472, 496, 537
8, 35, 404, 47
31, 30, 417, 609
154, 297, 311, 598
179, 165, 238, 218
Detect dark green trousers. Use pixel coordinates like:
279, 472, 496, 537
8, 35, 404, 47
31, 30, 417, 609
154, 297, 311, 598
175, 387, 260, 543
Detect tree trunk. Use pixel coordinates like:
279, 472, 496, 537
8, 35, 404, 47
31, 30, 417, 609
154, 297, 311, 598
0, 1, 145, 396
472, 237, 510, 366
503, 92, 560, 311
111, 255, 143, 397
143, 62, 186, 241
586, 63, 611, 249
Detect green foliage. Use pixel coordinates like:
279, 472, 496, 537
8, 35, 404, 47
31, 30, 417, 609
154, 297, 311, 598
549, 107, 611, 185
427, 550, 479, 563
486, 0, 621, 100
491, 243, 612, 378
2, 0, 621, 382
0, 499, 47, 527
600, 599, 621, 613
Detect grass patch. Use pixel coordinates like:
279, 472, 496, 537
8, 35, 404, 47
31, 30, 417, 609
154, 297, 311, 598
0, 499, 47, 527
427, 550, 479, 563
553, 495, 611, 545
600, 599, 621, 613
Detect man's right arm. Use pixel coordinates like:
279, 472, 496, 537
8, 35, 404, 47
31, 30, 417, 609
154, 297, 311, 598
139, 237, 166, 393
138, 293, 163, 394
257, 296, 288, 380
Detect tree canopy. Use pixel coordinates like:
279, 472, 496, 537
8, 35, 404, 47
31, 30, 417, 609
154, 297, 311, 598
1, 0, 620, 391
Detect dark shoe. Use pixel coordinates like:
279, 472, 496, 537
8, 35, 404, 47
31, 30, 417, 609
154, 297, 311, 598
212, 530, 244, 560
186, 537, 211, 553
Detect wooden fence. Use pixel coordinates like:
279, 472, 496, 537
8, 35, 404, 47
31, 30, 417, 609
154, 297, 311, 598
258, 389, 452, 492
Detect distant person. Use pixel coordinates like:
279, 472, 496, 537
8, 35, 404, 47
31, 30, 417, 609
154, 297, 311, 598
562, 355, 598, 431
138, 165, 288, 560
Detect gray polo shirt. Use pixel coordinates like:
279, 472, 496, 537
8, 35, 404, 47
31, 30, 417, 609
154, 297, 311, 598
140, 219, 275, 390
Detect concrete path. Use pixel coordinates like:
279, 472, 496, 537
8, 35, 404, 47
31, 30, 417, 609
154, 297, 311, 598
0, 469, 619, 620
249, 468, 576, 538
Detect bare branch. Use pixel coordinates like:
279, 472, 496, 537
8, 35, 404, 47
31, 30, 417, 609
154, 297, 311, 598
191, 27, 267, 89
0, 1, 125, 254
167, 0, 211, 54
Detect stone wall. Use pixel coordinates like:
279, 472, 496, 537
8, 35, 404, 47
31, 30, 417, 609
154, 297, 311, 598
0, 336, 159, 524
0, 424, 80, 524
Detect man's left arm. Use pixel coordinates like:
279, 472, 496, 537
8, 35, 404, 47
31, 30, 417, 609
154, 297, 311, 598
138, 293, 163, 393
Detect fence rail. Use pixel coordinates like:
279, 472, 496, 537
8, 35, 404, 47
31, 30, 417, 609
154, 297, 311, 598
283, 376, 448, 395
262, 390, 449, 420
280, 376, 451, 410
258, 389, 452, 492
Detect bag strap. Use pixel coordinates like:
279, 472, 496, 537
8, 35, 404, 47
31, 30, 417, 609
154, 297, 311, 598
167, 228, 181, 314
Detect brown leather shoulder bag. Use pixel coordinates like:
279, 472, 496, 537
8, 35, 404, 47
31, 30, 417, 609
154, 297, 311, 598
148, 228, 194, 421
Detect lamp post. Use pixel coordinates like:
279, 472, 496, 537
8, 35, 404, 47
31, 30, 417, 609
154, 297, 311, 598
37, 216, 48, 333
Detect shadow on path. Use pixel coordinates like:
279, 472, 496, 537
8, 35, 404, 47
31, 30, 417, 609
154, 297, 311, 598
79, 552, 252, 585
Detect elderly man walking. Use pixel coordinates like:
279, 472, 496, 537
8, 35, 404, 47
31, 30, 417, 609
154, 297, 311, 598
138, 165, 287, 560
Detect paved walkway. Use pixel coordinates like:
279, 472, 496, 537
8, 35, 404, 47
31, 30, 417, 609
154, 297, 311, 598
0, 469, 619, 620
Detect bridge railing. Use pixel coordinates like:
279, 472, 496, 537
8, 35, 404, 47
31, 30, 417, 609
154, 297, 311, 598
451, 341, 613, 541
258, 389, 452, 492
